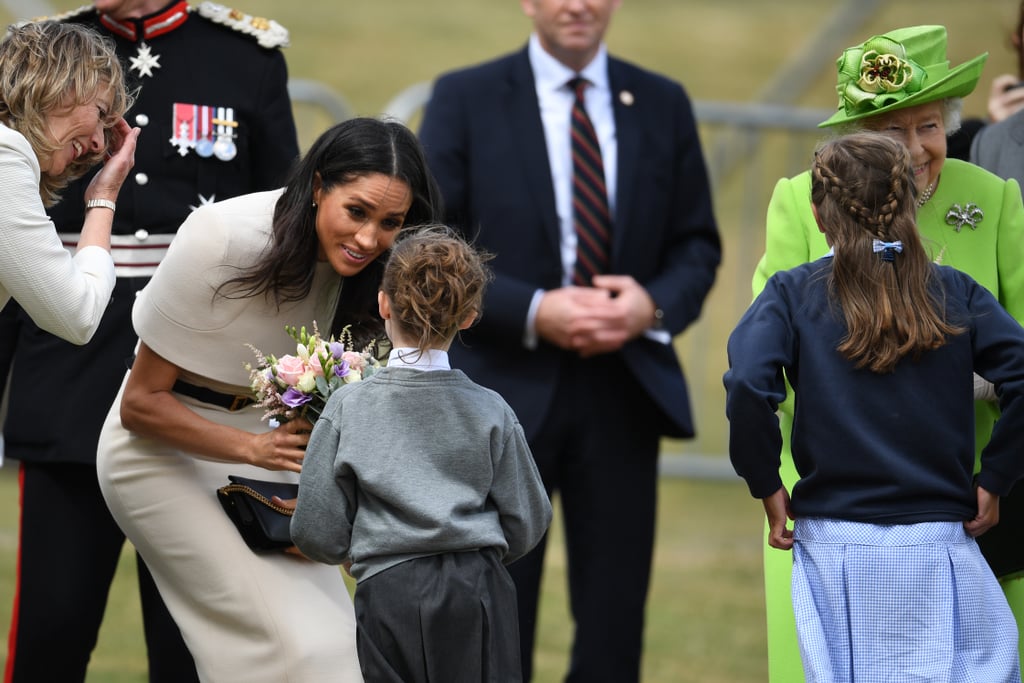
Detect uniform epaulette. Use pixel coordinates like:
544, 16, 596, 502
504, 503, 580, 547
195, 2, 289, 49
15, 4, 94, 27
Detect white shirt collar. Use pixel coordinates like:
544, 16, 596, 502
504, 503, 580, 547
386, 347, 451, 372
528, 33, 609, 95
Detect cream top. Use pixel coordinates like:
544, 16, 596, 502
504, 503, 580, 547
133, 189, 341, 392
0, 122, 115, 344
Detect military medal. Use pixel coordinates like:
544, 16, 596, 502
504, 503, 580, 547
129, 41, 161, 78
212, 107, 238, 161
195, 106, 215, 158
189, 193, 217, 211
99, 2, 189, 80
169, 102, 197, 156
170, 103, 237, 159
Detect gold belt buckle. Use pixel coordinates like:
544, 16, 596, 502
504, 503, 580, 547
229, 395, 251, 411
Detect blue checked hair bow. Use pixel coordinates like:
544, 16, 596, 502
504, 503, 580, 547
872, 239, 903, 262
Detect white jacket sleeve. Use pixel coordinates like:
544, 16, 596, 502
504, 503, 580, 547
0, 125, 114, 345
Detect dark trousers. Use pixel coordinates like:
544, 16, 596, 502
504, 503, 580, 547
355, 550, 521, 683
4, 462, 198, 683
509, 354, 661, 683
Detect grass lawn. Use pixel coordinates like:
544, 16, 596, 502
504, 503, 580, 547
0, 464, 767, 682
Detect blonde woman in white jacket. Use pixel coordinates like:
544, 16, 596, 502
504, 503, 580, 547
0, 20, 137, 344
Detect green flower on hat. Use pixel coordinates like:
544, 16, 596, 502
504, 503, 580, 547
857, 50, 915, 94
819, 25, 987, 128
837, 37, 926, 116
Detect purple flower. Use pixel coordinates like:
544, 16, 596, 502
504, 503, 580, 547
333, 360, 351, 378
280, 387, 313, 408
329, 341, 346, 359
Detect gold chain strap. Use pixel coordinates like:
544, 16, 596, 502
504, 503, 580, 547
219, 484, 294, 516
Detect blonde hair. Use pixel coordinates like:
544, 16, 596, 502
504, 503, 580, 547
0, 21, 132, 206
811, 133, 965, 373
380, 225, 493, 354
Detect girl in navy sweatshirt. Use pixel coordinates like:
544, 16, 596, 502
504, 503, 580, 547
725, 133, 1024, 682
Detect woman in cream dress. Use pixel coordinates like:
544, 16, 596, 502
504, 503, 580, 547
97, 118, 441, 683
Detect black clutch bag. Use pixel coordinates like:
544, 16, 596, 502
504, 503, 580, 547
216, 475, 299, 552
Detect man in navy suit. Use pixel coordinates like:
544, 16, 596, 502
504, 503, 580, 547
419, 1, 720, 680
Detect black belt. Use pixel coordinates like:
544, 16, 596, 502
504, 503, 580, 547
172, 380, 255, 411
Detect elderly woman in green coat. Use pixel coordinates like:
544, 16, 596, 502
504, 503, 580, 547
752, 24, 1024, 682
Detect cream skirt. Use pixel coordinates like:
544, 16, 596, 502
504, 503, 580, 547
97, 375, 363, 683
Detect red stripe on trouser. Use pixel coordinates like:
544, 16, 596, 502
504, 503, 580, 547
4, 464, 25, 683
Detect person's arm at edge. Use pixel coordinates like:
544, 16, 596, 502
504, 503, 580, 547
292, 414, 354, 565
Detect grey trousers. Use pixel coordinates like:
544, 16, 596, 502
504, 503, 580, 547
355, 549, 521, 682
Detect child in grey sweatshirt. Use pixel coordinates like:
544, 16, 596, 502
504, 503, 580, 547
292, 225, 552, 683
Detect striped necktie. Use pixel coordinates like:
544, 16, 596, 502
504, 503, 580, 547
569, 76, 611, 286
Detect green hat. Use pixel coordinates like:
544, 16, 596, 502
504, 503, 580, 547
819, 25, 987, 128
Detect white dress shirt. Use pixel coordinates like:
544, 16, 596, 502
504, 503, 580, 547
524, 34, 618, 348
521, 36, 668, 347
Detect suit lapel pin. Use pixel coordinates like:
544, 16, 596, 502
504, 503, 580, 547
619, 90, 634, 106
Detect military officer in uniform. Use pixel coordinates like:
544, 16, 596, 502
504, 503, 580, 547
0, 2, 299, 681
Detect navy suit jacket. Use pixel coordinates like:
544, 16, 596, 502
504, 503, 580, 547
419, 47, 720, 440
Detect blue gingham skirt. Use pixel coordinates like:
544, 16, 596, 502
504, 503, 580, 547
791, 518, 1021, 683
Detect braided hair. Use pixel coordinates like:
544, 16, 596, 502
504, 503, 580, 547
810, 133, 964, 373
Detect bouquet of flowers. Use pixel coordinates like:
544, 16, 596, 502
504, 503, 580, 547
245, 322, 381, 425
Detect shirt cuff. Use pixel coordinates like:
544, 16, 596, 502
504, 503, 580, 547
73, 245, 116, 291
523, 289, 544, 349
644, 328, 672, 345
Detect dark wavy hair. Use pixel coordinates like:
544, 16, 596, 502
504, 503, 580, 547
220, 117, 443, 347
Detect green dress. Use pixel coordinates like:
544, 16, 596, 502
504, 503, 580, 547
752, 157, 1024, 682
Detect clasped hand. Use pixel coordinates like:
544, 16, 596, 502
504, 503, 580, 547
535, 274, 658, 357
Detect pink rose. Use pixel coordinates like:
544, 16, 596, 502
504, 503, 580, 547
308, 353, 326, 377
341, 351, 367, 374
275, 355, 309, 386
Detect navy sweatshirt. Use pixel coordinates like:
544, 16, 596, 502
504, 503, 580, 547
725, 258, 1024, 523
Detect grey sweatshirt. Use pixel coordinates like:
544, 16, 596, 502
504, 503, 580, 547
291, 365, 552, 582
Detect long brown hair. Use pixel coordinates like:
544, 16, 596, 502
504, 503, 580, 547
811, 133, 964, 373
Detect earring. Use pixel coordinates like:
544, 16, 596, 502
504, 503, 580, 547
311, 200, 317, 209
